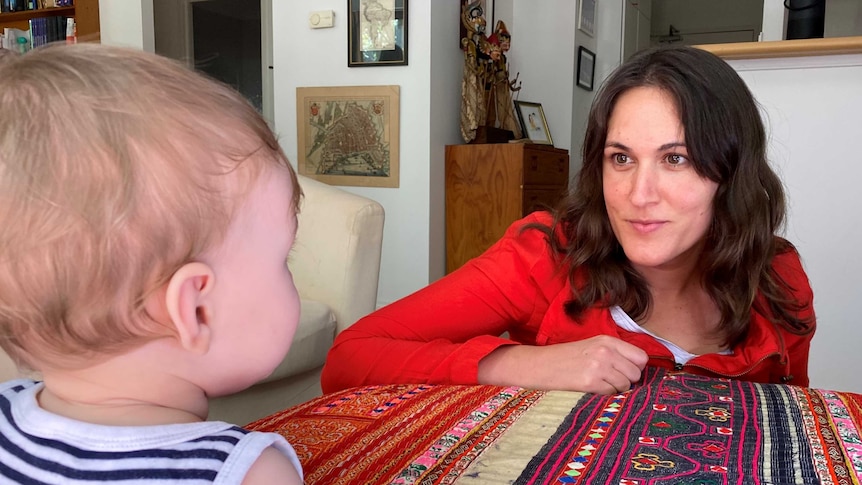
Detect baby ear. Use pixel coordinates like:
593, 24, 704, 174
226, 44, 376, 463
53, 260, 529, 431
164, 262, 216, 354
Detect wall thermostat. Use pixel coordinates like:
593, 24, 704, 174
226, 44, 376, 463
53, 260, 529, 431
309, 10, 334, 29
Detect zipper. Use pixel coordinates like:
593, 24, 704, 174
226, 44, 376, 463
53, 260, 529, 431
650, 355, 683, 371
649, 352, 781, 379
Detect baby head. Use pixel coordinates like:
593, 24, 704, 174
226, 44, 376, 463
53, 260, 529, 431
0, 43, 301, 388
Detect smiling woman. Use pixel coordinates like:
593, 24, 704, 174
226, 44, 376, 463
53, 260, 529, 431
322, 45, 817, 397
601, 87, 719, 296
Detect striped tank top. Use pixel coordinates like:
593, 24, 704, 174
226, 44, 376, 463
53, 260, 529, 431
0, 379, 302, 484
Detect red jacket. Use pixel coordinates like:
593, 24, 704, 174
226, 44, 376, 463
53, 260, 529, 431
322, 212, 816, 393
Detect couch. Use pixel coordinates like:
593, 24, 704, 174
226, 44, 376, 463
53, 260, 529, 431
0, 175, 385, 426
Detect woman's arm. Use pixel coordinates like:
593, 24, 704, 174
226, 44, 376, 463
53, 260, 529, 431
773, 248, 817, 387
321, 213, 561, 393
786, 329, 814, 387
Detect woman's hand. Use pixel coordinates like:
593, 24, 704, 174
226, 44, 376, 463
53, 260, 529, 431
477, 335, 649, 394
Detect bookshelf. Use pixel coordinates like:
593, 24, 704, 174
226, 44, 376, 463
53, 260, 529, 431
0, 0, 99, 42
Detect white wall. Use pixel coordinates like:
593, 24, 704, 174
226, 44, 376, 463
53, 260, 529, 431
730, 54, 862, 393
267, 2, 591, 303
270, 2, 461, 306
507, 1, 577, 156
99, 0, 154, 50
429, 2, 465, 283
761, 0, 786, 41
504, 0, 614, 175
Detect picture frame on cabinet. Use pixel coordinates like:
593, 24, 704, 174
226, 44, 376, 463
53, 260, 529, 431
514, 100, 553, 145
348, 0, 408, 67
577, 46, 596, 91
577, 0, 596, 37
296, 85, 400, 188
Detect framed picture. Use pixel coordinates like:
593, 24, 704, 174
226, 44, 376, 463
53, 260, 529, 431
296, 85, 400, 188
577, 0, 596, 37
459, 0, 493, 49
514, 101, 553, 145
348, 0, 408, 67
577, 46, 596, 91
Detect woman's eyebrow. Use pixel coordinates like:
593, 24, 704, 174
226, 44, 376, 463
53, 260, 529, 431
658, 141, 687, 151
603, 141, 687, 151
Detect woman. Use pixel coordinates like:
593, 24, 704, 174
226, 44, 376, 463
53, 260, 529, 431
322, 46, 816, 394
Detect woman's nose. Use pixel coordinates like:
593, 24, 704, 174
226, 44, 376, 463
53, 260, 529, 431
629, 164, 660, 206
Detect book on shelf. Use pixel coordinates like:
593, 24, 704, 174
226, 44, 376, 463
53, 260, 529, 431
0, 16, 68, 52
1, 0, 72, 12
2, 0, 35, 12
27, 15, 69, 47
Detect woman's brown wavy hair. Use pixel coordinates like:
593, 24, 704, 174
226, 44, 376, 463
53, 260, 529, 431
530, 45, 812, 347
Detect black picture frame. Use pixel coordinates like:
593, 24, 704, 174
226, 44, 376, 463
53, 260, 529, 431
348, 0, 408, 67
577, 46, 595, 91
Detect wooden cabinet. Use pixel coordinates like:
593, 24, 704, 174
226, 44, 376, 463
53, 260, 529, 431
445, 143, 569, 273
72, 0, 99, 41
0, 0, 100, 43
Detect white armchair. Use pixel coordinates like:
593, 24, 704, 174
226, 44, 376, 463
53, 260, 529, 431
208, 175, 385, 424
0, 175, 385, 426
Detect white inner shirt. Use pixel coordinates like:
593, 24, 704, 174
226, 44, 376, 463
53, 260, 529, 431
610, 305, 733, 365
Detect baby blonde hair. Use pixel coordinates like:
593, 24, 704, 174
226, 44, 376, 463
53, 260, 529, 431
0, 43, 301, 371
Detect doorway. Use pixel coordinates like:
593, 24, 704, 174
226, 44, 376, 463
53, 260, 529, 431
153, 0, 273, 123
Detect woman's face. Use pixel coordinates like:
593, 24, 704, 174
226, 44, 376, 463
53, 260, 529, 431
602, 86, 718, 275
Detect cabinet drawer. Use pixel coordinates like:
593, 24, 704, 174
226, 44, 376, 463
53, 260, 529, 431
523, 187, 568, 216
523, 151, 568, 186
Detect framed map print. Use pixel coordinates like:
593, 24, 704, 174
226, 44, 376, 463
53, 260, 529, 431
296, 85, 400, 188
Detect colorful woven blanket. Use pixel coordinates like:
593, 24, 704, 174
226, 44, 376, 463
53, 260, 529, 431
246, 367, 862, 484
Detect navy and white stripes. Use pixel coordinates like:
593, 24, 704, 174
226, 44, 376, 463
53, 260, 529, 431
0, 379, 301, 484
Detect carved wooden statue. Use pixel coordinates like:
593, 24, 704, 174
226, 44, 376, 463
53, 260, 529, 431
459, 3, 521, 143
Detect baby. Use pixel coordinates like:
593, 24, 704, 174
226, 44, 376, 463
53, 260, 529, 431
0, 43, 303, 483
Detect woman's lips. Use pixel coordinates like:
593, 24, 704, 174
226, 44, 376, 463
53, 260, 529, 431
629, 220, 666, 234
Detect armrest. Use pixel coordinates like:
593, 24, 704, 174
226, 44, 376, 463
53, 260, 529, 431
291, 175, 384, 334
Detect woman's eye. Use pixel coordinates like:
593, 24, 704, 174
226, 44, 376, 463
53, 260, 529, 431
612, 153, 630, 164
665, 154, 688, 166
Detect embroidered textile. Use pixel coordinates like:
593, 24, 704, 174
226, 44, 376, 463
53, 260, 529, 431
248, 368, 862, 484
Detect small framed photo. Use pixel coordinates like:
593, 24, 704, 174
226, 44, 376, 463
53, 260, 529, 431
514, 101, 553, 145
577, 46, 595, 91
348, 0, 408, 67
577, 0, 596, 37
